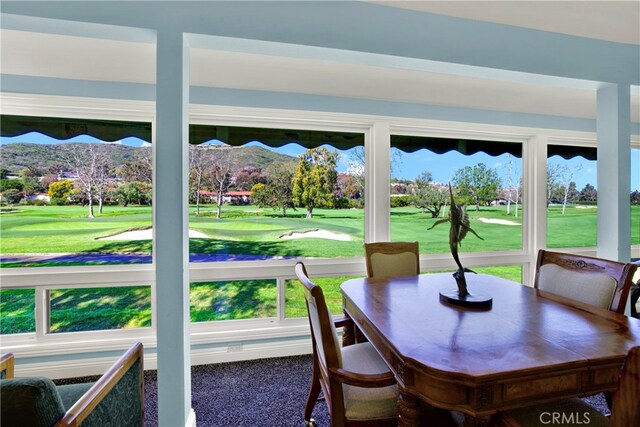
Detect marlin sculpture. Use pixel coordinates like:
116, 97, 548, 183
428, 184, 484, 297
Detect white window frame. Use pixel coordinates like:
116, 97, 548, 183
1, 93, 637, 362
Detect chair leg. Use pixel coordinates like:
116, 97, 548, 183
305, 354, 322, 423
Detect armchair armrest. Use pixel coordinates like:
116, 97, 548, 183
329, 367, 396, 388
1, 353, 14, 379
56, 342, 144, 427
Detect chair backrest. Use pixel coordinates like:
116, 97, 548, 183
609, 346, 640, 427
364, 241, 420, 278
534, 250, 637, 314
295, 262, 342, 371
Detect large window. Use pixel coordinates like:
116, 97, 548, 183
0, 123, 153, 268
187, 126, 366, 262
546, 145, 597, 249
389, 135, 523, 253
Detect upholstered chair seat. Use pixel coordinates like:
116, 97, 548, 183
341, 343, 398, 421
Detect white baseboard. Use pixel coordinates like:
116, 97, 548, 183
15, 338, 312, 379
186, 408, 197, 427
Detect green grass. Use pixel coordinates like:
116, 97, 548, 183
1, 203, 638, 334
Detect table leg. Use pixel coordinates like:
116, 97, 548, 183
462, 414, 492, 427
398, 388, 420, 427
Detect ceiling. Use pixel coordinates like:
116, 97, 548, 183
370, 1, 640, 45
1, 1, 639, 121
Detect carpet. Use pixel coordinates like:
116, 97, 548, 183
56, 354, 610, 427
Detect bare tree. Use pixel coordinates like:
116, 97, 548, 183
62, 143, 110, 218
504, 155, 522, 217
547, 162, 581, 214
189, 145, 208, 215
207, 146, 234, 219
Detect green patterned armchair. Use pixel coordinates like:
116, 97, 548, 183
1, 342, 144, 427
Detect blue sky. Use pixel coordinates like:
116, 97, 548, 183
2, 132, 638, 191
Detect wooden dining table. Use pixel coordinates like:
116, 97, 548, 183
340, 273, 640, 427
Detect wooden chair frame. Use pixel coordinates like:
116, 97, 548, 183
295, 262, 397, 427
364, 241, 420, 278
1, 353, 15, 379
56, 341, 144, 426
534, 250, 637, 314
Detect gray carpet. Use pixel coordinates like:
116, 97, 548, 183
56, 354, 610, 427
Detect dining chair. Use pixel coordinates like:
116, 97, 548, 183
295, 262, 398, 427
495, 345, 640, 427
630, 260, 640, 318
364, 241, 420, 278
534, 250, 637, 314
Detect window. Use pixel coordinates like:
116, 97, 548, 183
49, 286, 151, 333
190, 280, 277, 321
546, 145, 597, 249
187, 126, 366, 262
0, 288, 35, 334
0, 127, 153, 268
390, 135, 523, 253
285, 276, 358, 318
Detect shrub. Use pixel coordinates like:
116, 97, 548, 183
390, 195, 410, 208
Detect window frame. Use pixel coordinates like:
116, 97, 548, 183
2, 93, 638, 359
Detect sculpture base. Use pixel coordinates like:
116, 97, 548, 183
439, 287, 493, 309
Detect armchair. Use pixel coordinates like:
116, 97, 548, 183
295, 262, 398, 427
1, 342, 144, 427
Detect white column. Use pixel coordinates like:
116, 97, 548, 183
525, 134, 548, 285
597, 83, 631, 262
154, 30, 192, 426
366, 122, 390, 242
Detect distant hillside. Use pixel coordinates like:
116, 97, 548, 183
0, 142, 297, 175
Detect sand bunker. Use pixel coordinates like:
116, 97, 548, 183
280, 229, 352, 241
98, 228, 209, 240
477, 217, 520, 226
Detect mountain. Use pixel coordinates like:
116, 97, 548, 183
0, 142, 297, 175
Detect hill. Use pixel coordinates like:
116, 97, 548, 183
0, 142, 297, 175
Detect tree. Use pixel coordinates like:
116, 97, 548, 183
113, 181, 152, 206
251, 163, 296, 217
2, 188, 21, 204
233, 166, 266, 191
292, 147, 339, 219
452, 163, 501, 211
579, 183, 597, 202
207, 146, 234, 219
0, 179, 23, 192
118, 159, 152, 184
62, 143, 111, 218
410, 171, 447, 218
48, 179, 75, 204
189, 145, 208, 216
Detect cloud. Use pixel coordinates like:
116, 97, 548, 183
104, 140, 124, 145
141, 141, 152, 147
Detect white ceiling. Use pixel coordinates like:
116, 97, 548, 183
1, 2, 639, 121
370, 1, 640, 45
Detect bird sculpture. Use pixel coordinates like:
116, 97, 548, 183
428, 183, 484, 297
